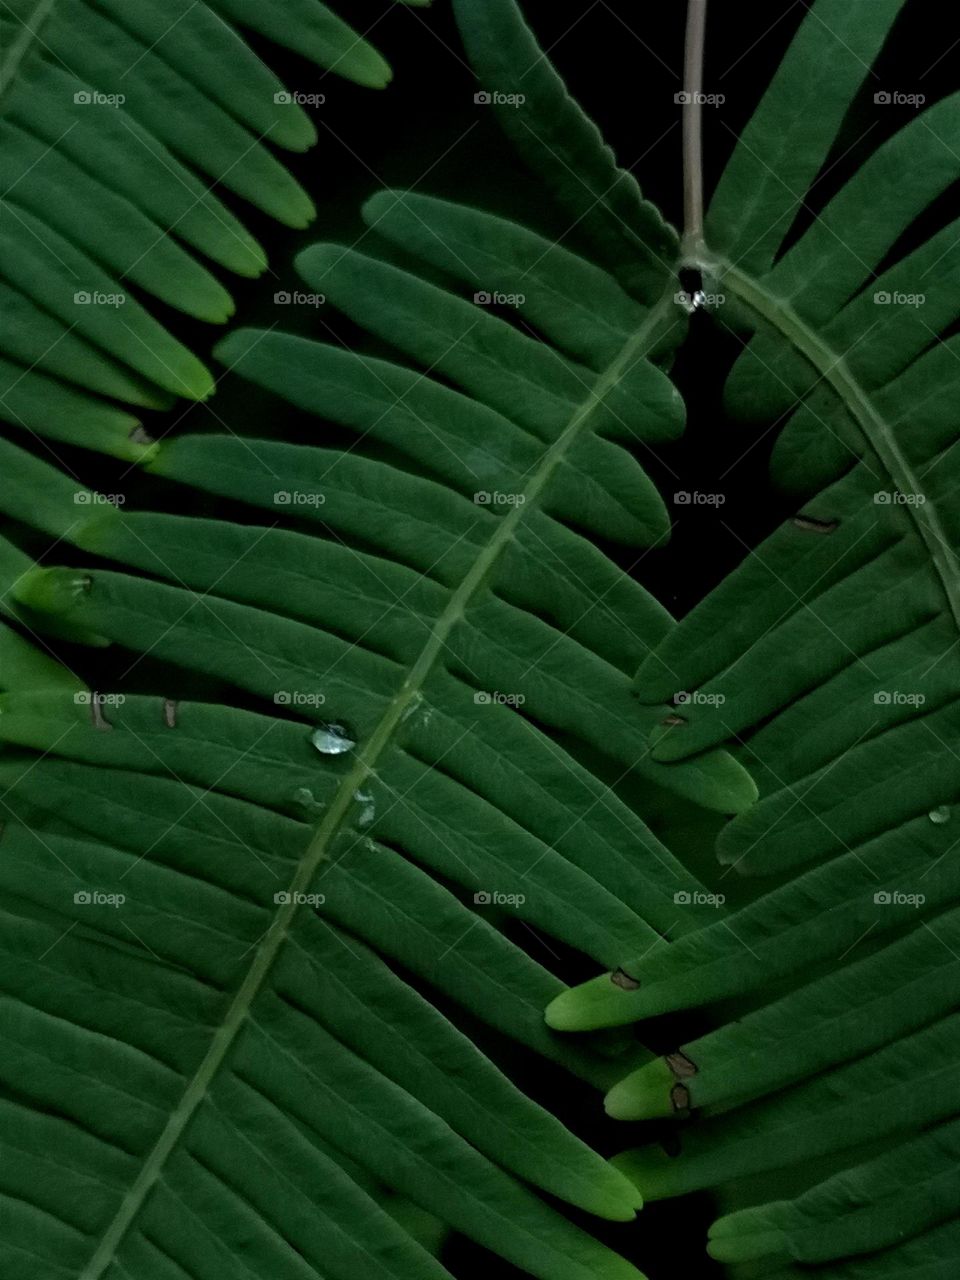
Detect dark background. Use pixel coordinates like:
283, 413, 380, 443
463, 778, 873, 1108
38, 3, 960, 1276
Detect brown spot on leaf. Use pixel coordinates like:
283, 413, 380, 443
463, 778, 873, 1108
610, 967, 641, 991
660, 713, 688, 728
666, 1050, 699, 1079
793, 514, 839, 534
89, 694, 112, 732
670, 1083, 691, 1113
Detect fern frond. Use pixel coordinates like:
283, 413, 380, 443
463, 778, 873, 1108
552, 1, 960, 1272
0, 161, 764, 1273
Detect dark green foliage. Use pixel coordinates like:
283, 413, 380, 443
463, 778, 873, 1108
1, 2, 957, 1278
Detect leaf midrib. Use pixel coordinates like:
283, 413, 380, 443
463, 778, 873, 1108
707, 256, 960, 633
78, 287, 678, 1279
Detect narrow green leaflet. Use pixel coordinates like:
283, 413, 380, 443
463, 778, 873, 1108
452, 0, 678, 302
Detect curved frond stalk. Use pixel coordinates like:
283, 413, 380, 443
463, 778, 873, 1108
553, 3, 960, 1271
681, 0, 708, 258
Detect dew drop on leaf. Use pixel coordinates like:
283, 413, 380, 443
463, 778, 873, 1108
355, 790, 376, 828
929, 805, 951, 825
292, 786, 323, 816
310, 723, 355, 756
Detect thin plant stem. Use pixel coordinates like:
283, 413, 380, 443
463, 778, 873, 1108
682, 0, 709, 260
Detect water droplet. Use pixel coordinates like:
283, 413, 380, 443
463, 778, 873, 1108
292, 786, 323, 816
355, 790, 376, 828
310, 723, 355, 756
401, 692, 424, 723
929, 805, 951, 825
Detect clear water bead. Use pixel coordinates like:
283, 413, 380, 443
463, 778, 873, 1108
355, 789, 376, 828
292, 787, 323, 815
310, 723, 355, 756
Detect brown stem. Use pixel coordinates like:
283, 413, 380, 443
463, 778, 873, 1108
682, 0, 709, 259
